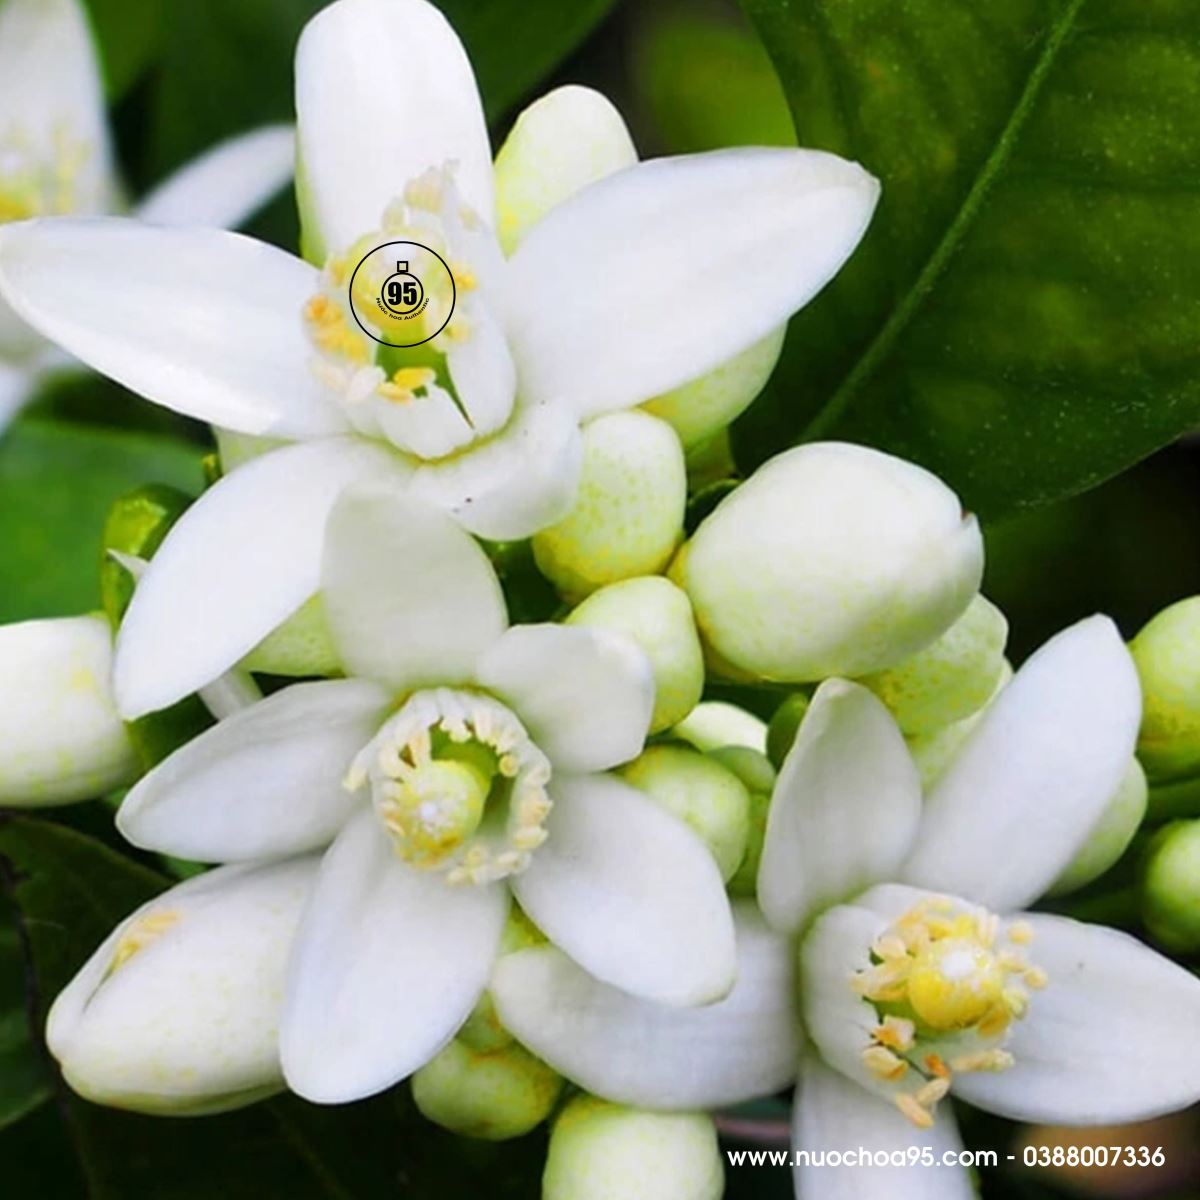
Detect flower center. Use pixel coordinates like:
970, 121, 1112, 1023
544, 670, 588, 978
851, 897, 1046, 1128
0, 125, 89, 223
346, 688, 552, 885
303, 165, 514, 462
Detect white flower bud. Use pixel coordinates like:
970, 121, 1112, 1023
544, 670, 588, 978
641, 326, 785, 450
860, 594, 1008, 735
566, 577, 703, 733
679, 442, 983, 681
1048, 758, 1147, 897
412, 1038, 563, 1141
47, 857, 317, 1114
0, 615, 137, 806
672, 700, 767, 755
493, 85, 637, 256
620, 744, 750, 880
543, 1097, 723, 1200
533, 412, 686, 599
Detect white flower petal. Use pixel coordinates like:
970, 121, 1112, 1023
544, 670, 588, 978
409, 398, 583, 540
0, 615, 136, 806
281, 809, 508, 1103
491, 903, 799, 1108
475, 624, 653, 772
793, 1060, 975, 1200
115, 438, 401, 718
902, 616, 1142, 912
47, 857, 318, 1115
322, 480, 507, 691
505, 148, 878, 418
759, 681, 922, 937
136, 125, 295, 229
118, 679, 391, 861
494, 84, 637, 255
0, 218, 346, 437
0, 0, 112, 213
952, 913, 1200, 1124
295, 0, 494, 255
511, 773, 735, 1006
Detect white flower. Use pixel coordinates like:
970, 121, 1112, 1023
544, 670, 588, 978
491, 616, 1200, 1199
0, 0, 295, 428
0, 0, 879, 716
114, 482, 736, 1104
48, 855, 319, 1114
0, 613, 136, 805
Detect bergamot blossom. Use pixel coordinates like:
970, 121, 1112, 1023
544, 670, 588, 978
113, 481, 736, 1104
0, 0, 295, 427
491, 616, 1200, 1200
0, 0, 879, 717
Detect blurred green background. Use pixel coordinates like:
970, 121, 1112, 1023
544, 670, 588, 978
3, 0, 1200, 1196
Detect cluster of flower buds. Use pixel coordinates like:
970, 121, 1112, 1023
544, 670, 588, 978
2, 2, 1200, 1199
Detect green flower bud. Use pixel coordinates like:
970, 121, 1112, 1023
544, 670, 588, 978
493, 85, 637, 256
679, 443, 983, 682
672, 701, 767, 754
766, 693, 810, 769
907, 661, 1013, 790
708, 744, 777, 796
543, 1097, 723, 1200
859, 595, 1008, 735
459, 908, 545, 1053
641, 327, 785, 450
533, 412, 686, 600
1047, 759, 1147, 896
620, 745, 750, 880
1130, 598, 1200, 781
566, 577, 703, 733
239, 593, 341, 677
412, 1038, 562, 1141
1143, 819, 1200, 953
708, 745, 776, 897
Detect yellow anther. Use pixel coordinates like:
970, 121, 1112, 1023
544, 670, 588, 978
1008, 921, 1034, 945
303, 294, 369, 364
914, 1077, 951, 1108
378, 366, 437, 403
451, 263, 477, 292
862, 1045, 908, 1082
872, 1016, 916, 1053
1024, 967, 1048, 990
922, 1053, 950, 1079
949, 1049, 1014, 1074
894, 1093, 934, 1129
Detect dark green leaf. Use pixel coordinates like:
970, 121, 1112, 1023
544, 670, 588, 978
83, 0, 166, 100
735, 0, 1200, 516
0, 818, 546, 1196
0, 419, 202, 623
0, 890, 50, 1130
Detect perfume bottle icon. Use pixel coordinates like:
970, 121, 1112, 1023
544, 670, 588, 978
381, 260, 423, 315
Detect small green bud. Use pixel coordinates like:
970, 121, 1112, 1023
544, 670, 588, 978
705, 746, 774, 894
100, 484, 193, 629
1143, 819, 1200, 953
1047, 759, 1147, 896
533, 412, 686, 600
566, 577, 703, 733
493, 85, 636, 256
679, 443, 983, 682
239, 593, 341, 677
1130, 598, 1200, 781
708, 744, 777, 796
620, 745, 750, 880
460, 908, 545, 1053
859, 595, 1008, 735
672, 701, 767, 755
766, 693, 810, 769
412, 1039, 562, 1141
907, 661, 1013, 790
543, 1097, 723, 1200
641, 327, 785, 450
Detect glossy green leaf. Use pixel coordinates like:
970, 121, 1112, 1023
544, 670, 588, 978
735, 0, 1200, 517
0, 420, 202, 623
0, 891, 50, 1130
83, 0, 166, 100
0, 818, 546, 1196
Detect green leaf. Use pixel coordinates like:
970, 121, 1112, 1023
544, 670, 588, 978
0, 891, 50, 1130
0, 818, 546, 1196
735, 0, 1200, 517
82, 0, 166, 100
0, 419, 202, 623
